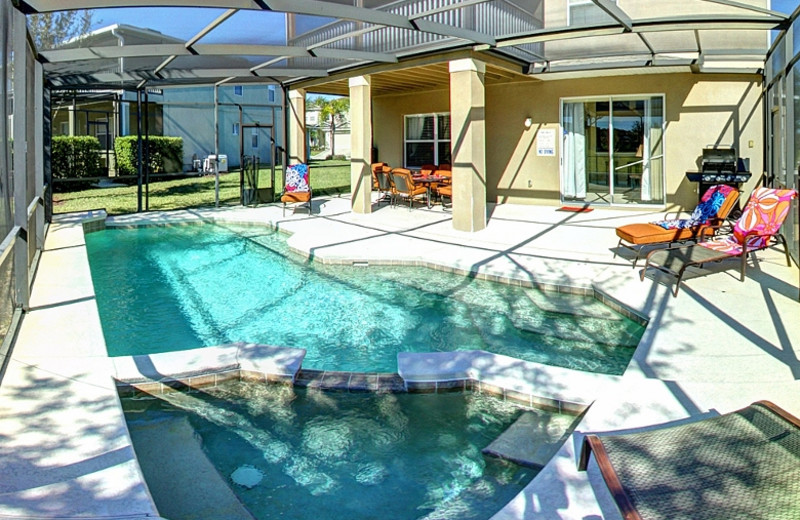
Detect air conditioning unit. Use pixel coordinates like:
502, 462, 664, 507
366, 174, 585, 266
204, 154, 228, 173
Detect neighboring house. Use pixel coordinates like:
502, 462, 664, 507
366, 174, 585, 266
50, 24, 284, 174
306, 107, 351, 158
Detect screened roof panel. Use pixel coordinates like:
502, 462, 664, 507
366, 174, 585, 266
21, 0, 794, 92
543, 33, 650, 60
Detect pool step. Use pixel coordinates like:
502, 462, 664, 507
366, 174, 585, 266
482, 411, 577, 468
127, 416, 256, 520
513, 318, 642, 348
524, 289, 624, 321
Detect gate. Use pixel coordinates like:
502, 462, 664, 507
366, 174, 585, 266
239, 123, 277, 206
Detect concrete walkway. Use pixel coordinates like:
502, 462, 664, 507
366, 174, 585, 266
1, 194, 798, 519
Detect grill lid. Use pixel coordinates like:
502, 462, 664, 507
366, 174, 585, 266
701, 147, 737, 173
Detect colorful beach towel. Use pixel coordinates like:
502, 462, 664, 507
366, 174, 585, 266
285, 163, 309, 193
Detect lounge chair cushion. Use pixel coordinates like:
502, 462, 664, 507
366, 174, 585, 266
698, 187, 798, 255
653, 191, 725, 229
616, 223, 708, 246
285, 164, 309, 193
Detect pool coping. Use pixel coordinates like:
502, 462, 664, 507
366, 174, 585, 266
112, 342, 604, 417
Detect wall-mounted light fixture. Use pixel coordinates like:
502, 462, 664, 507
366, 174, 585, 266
524, 117, 533, 129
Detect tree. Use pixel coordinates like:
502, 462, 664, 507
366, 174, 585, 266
28, 10, 95, 50
308, 96, 349, 158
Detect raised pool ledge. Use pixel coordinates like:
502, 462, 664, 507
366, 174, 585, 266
398, 350, 621, 415
113, 342, 306, 396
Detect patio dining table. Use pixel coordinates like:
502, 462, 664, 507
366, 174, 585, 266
412, 174, 447, 208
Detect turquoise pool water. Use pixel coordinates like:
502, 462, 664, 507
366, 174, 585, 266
124, 382, 571, 520
85, 223, 643, 373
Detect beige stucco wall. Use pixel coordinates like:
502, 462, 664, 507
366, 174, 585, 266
372, 71, 763, 211
372, 88, 450, 168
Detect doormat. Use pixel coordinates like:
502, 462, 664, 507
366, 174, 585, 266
557, 205, 593, 213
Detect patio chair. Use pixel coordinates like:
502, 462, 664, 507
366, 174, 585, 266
578, 400, 800, 520
373, 163, 394, 206
437, 184, 452, 210
615, 184, 740, 267
390, 168, 428, 210
419, 163, 437, 176
371, 162, 386, 191
641, 187, 797, 296
280, 163, 312, 216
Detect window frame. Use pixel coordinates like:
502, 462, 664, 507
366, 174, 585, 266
403, 112, 451, 168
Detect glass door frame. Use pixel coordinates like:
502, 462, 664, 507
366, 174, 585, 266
560, 94, 666, 207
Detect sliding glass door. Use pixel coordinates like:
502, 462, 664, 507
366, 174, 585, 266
561, 95, 664, 205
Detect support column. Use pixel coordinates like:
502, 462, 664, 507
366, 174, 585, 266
288, 89, 306, 164
12, 7, 29, 309
349, 75, 372, 214
449, 58, 487, 232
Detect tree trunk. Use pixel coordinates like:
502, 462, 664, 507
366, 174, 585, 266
330, 116, 336, 159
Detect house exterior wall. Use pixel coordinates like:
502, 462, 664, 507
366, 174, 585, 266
372, 72, 763, 211
162, 85, 283, 170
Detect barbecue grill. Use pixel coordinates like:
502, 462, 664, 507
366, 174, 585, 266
685, 147, 751, 183
685, 147, 751, 205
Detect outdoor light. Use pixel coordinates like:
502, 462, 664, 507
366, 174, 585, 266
524, 117, 533, 128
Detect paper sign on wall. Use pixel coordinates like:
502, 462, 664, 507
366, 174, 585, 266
536, 129, 556, 156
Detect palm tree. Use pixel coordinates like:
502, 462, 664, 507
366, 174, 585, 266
308, 96, 349, 158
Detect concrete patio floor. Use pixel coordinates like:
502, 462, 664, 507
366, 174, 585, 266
1, 193, 799, 519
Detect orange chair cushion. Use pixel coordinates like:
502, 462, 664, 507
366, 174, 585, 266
281, 191, 311, 203
437, 185, 452, 197
404, 186, 427, 197
616, 223, 709, 245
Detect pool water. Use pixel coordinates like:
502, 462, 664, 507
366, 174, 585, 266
85, 223, 643, 373
123, 382, 569, 520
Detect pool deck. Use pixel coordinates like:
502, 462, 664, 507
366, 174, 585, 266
2, 193, 799, 519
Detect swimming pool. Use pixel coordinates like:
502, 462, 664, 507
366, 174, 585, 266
123, 381, 576, 520
85, 223, 643, 373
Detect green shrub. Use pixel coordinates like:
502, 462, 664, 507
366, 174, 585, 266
51, 136, 103, 189
114, 136, 184, 176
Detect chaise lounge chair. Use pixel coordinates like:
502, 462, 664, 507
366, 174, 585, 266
641, 187, 797, 296
578, 400, 800, 520
281, 163, 312, 216
615, 185, 740, 267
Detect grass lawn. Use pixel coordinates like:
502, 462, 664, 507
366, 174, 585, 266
53, 159, 351, 216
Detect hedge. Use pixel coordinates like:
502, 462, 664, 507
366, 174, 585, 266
51, 135, 103, 186
115, 136, 183, 176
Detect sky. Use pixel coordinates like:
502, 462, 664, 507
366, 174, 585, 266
89, 7, 332, 44
91, 2, 800, 45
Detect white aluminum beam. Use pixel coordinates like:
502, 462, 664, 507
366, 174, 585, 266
590, 0, 633, 31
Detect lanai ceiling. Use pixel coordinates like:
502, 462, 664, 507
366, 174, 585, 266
15, 0, 798, 94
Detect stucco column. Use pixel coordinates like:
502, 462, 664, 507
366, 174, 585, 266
288, 88, 306, 164
449, 58, 487, 232
349, 75, 372, 214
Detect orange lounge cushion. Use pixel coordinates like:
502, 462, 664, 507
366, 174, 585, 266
437, 185, 452, 197
616, 223, 710, 245
281, 191, 311, 203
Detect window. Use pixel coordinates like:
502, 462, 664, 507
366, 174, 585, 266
59, 122, 69, 135
268, 85, 276, 103
234, 85, 243, 96
251, 129, 258, 148
232, 122, 240, 135
568, 0, 615, 25
404, 113, 451, 168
